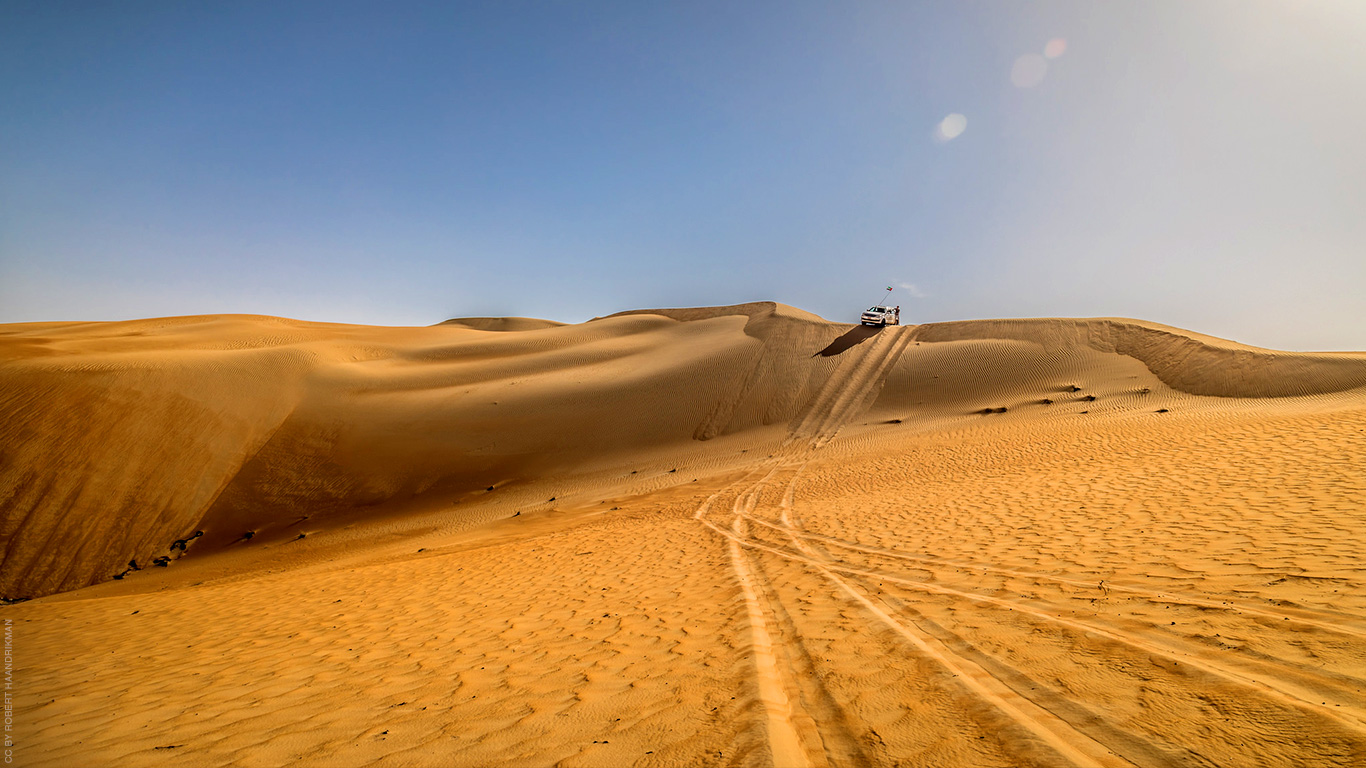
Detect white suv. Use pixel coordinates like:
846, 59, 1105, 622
860, 305, 900, 326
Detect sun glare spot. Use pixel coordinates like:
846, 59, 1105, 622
1044, 38, 1067, 59
935, 113, 967, 142
1010, 54, 1048, 88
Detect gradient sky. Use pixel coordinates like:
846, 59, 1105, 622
3, 1, 1363, 350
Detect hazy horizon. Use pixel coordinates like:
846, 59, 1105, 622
3, 1, 1364, 350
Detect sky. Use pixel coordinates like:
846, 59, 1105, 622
2, 1, 1363, 350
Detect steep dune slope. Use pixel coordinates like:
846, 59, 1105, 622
0, 304, 841, 598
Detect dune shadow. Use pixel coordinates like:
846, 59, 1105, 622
815, 324, 882, 357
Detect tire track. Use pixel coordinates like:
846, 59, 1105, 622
855, 587, 1207, 768
777, 460, 808, 528
741, 459, 1366, 721
727, 530, 813, 768
703, 509, 1133, 767
788, 327, 912, 448
749, 467, 1140, 768
730, 517, 1366, 733
758, 523, 1366, 641
738, 508, 1366, 722
704, 465, 1143, 767
696, 464, 820, 766
740, 544, 877, 768
815, 562, 1135, 768
701, 325, 1366, 764
698, 325, 916, 766
702, 321, 1172, 765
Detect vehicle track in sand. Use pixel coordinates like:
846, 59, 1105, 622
702, 325, 1148, 766
703, 462, 1366, 765
697, 324, 1366, 767
746, 515, 1366, 716
753, 522, 1366, 640
696, 326, 915, 766
701, 494, 1139, 768
737, 517, 1366, 730
787, 327, 914, 450
703, 326, 1133, 766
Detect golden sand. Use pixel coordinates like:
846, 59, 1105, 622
2, 303, 1364, 766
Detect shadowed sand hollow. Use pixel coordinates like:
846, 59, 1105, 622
3, 302, 1365, 767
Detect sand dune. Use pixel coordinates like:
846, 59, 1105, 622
440, 317, 568, 332
3, 303, 1365, 767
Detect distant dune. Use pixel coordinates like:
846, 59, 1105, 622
4, 304, 1365, 767
439, 316, 568, 332
914, 317, 1366, 398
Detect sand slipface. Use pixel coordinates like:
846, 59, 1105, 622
2, 304, 1365, 767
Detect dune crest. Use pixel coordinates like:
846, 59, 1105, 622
915, 317, 1366, 398
438, 316, 567, 332
600, 300, 829, 328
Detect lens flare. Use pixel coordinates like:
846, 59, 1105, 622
1044, 38, 1067, 59
936, 113, 967, 142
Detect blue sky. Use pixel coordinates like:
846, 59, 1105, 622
2, 1, 1363, 349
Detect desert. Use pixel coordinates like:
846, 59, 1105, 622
3, 302, 1364, 767
7, 1, 1366, 765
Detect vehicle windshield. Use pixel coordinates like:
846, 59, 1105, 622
866, 306, 888, 312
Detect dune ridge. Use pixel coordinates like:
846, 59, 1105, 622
914, 317, 1366, 398
439, 316, 567, 332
